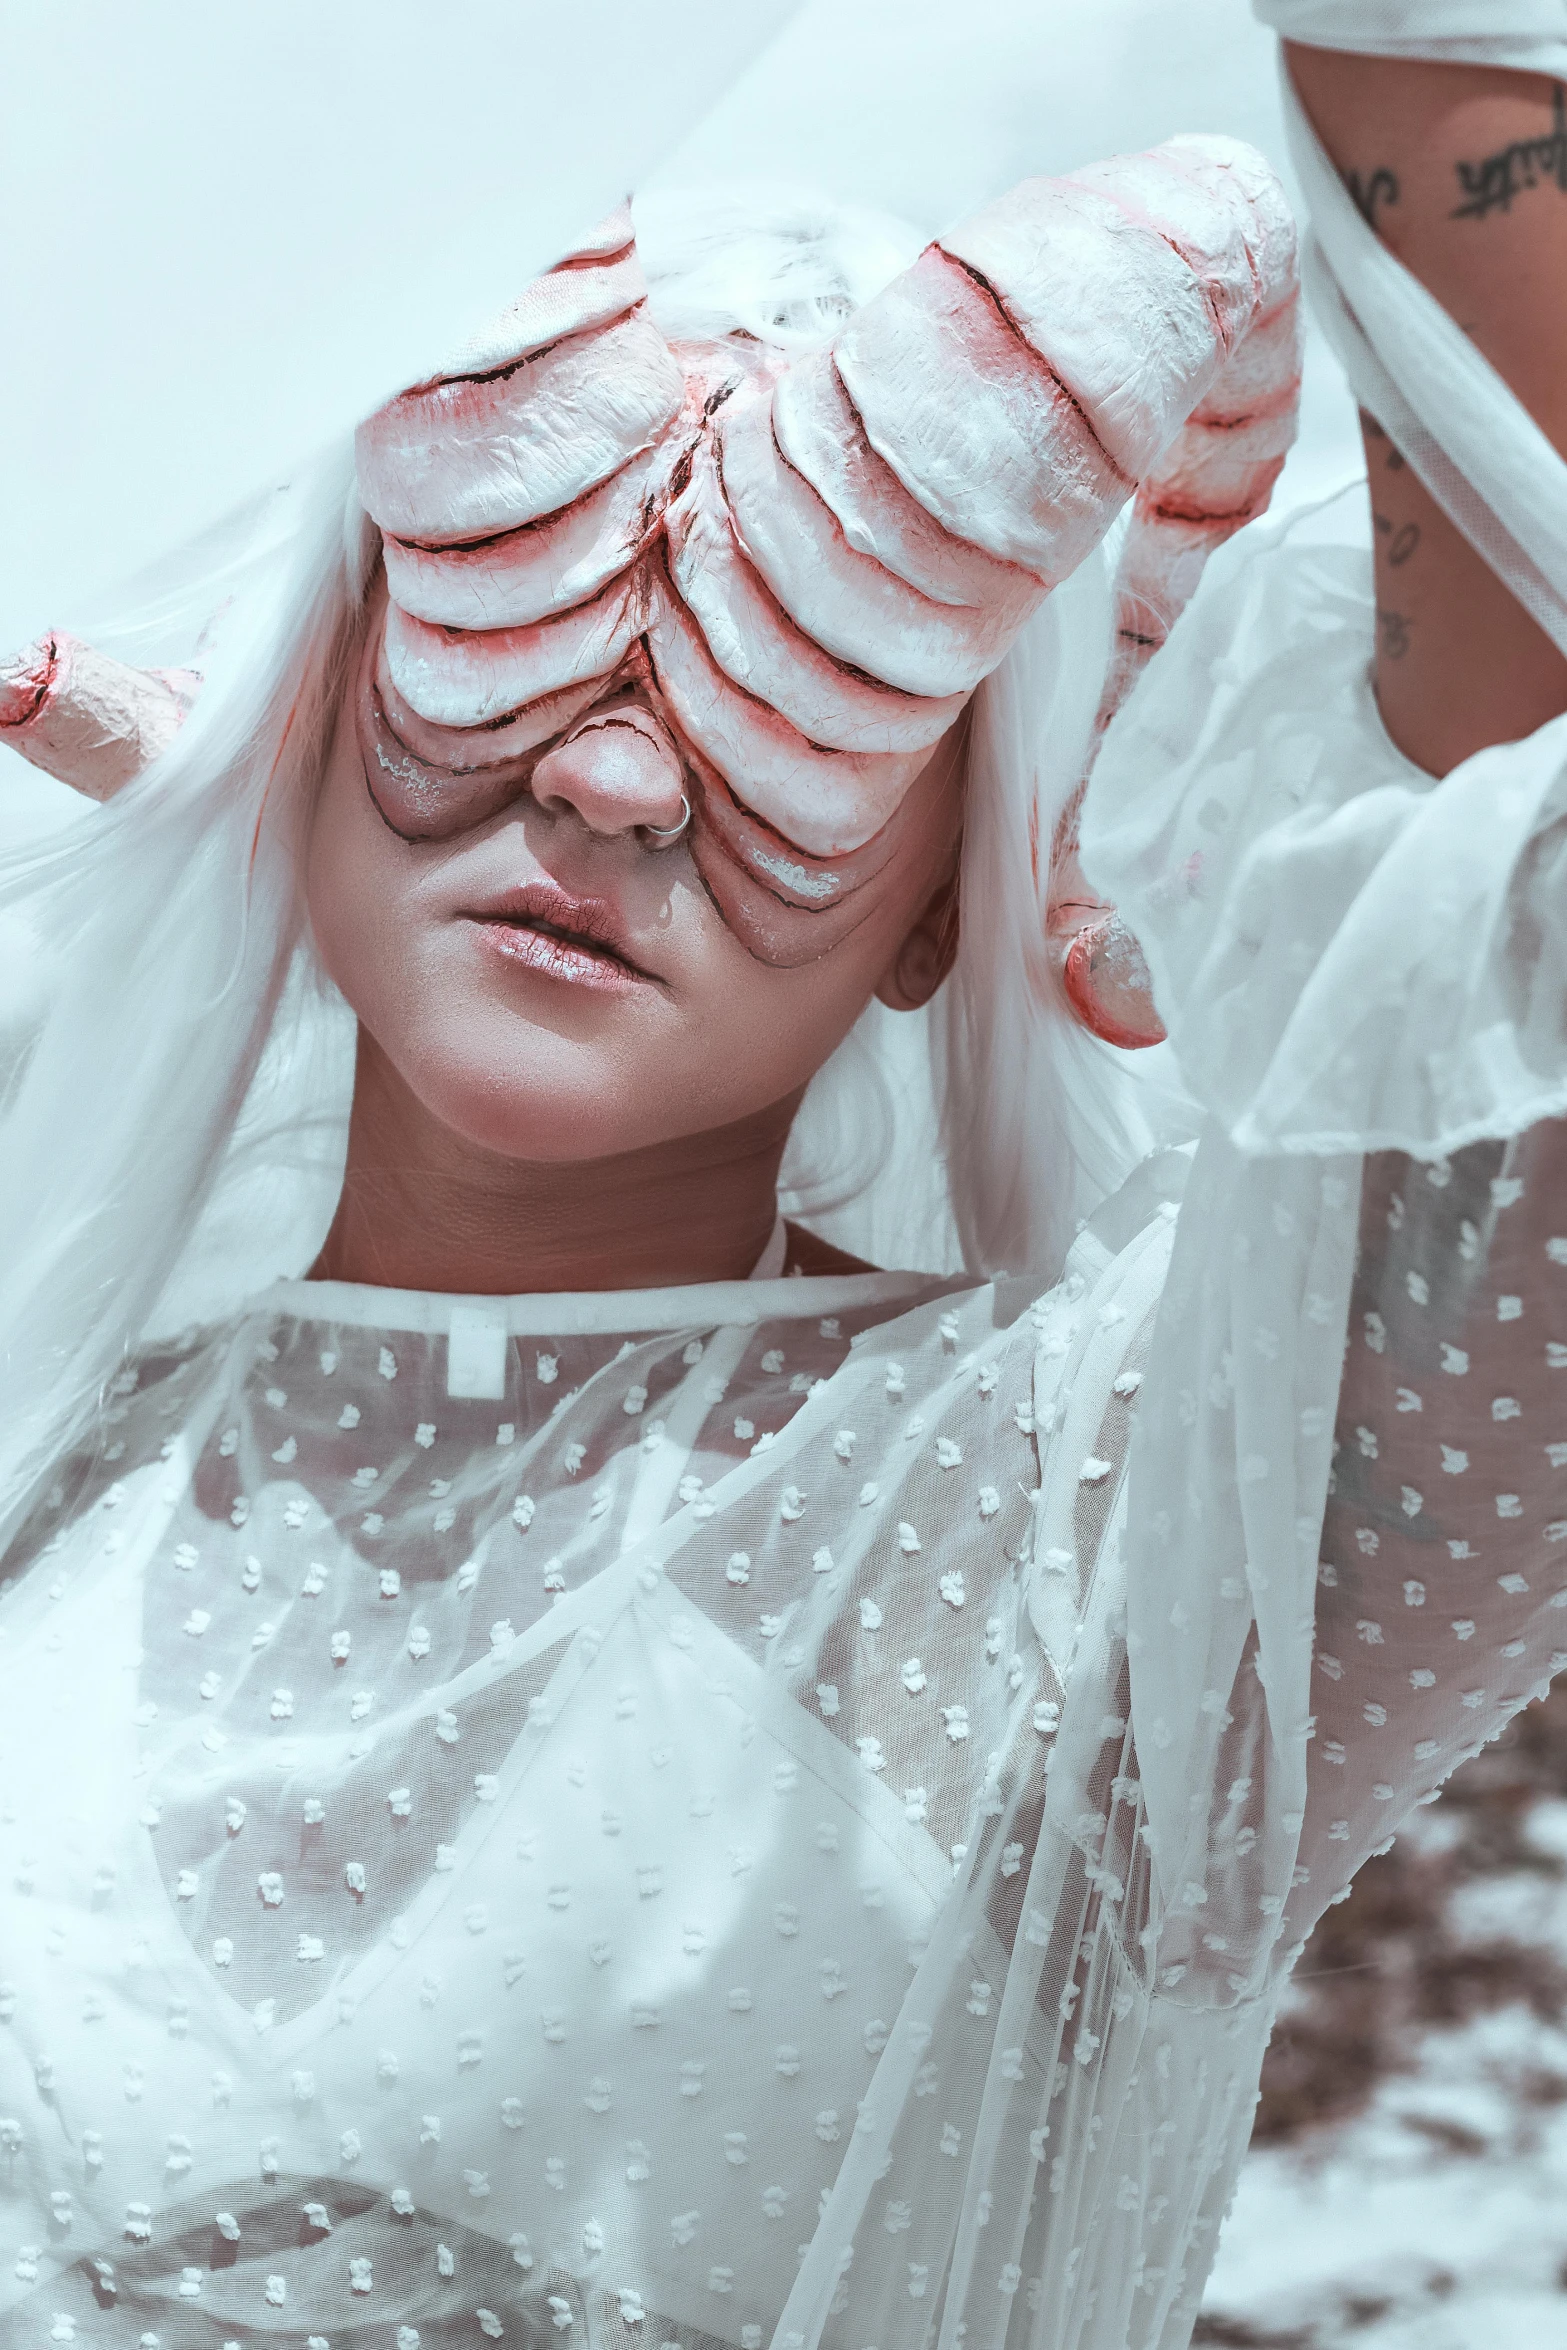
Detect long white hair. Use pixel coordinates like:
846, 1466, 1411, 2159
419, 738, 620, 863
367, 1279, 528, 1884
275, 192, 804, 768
0, 185, 1155, 1550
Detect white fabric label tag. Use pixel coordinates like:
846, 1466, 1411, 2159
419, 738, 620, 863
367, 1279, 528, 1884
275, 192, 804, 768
446, 1305, 509, 1402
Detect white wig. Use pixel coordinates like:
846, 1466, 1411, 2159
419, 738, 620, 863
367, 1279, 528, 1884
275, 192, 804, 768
0, 186, 1157, 1548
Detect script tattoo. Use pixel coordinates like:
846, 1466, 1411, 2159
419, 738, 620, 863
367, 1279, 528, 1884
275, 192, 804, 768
1364, 416, 1419, 653
1347, 166, 1400, 228
1452, 82, 1567, 219
1374, 514, 1422, 569
1362, 411, 1418, 507
1376, 606, 1413, 661
1364, 413, 1408, 475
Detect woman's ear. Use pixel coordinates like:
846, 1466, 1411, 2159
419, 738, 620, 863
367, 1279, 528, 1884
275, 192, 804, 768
874, 868, 961, 1013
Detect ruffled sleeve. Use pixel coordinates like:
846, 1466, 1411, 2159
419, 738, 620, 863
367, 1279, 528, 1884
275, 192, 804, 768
1290, 1124, 1567, 1954
1078, 487, 1567, 1995
1085, 485, 1567, 1164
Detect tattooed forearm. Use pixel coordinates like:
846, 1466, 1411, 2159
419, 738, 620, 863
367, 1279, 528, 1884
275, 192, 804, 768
1287, 41, 1567, 772
1451, 83, 1567, 220
1348, 165, 1400, 228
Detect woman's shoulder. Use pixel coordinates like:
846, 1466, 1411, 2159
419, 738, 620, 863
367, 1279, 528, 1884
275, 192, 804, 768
781, 1147, 1191, 1377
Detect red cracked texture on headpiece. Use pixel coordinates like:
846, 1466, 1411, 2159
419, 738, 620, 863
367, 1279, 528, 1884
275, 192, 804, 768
7, 152, 1301, 1045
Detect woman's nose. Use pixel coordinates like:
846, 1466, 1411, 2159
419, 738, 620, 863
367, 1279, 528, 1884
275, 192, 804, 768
530, 708, 687, 838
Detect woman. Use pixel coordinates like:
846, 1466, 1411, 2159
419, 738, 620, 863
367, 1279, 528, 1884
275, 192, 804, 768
0, 11, 1565, 2350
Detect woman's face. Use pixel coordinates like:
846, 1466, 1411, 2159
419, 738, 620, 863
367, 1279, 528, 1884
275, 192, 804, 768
306, 629, 966, 1166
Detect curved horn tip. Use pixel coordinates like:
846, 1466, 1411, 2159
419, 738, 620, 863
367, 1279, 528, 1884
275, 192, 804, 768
0, 633, 197, 802
1058, 912, 1167, 1050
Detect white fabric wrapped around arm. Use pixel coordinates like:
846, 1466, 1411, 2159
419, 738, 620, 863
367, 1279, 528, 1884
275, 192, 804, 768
1255, 0, 1567, 78
1282, 64, 1567, 662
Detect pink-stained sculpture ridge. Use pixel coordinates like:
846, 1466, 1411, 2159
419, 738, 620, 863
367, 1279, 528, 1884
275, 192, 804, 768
352, 143, 1299, 1033
0, 632, 199, 802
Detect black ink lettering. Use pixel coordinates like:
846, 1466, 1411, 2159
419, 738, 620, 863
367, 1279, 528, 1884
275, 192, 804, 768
1347, 166, 1400, 228
1452, 83, 1567, 220
1375, 513, 1420, 565
1377, 607, 1413, 661
1363, 413, 1406, 471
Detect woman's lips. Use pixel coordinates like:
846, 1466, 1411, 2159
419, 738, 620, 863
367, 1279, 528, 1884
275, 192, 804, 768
462, 881, 660, 992
473, 920, 643, 992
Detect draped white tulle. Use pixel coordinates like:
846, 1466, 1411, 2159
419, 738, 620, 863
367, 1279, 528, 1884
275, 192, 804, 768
1079, 27, 1567, 2292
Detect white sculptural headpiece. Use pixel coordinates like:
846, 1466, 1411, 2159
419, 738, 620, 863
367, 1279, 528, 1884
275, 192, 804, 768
4, 141, 1300, 1035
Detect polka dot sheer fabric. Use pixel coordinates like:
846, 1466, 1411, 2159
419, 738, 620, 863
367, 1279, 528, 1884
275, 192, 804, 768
0, 1250, 1075, 2350
5, 1015, 1567, 2350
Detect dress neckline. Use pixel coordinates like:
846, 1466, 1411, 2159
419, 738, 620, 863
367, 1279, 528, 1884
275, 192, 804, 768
255, 1213, 946, 1340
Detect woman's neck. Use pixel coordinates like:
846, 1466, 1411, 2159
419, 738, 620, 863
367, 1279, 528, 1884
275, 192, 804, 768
312, 1034, 796, 1295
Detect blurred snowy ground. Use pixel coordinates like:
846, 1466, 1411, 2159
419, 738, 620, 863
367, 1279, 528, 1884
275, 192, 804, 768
1201, 1686, 1567, 2349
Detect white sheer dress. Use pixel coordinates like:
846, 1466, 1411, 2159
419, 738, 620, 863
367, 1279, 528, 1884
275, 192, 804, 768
8, 92, 1567, 2350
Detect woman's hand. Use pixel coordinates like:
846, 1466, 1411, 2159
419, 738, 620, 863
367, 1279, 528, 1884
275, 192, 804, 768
1287, 45, 1567, 775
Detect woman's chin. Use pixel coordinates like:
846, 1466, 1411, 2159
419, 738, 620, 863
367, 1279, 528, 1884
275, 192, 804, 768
396, 1032, 695, 1166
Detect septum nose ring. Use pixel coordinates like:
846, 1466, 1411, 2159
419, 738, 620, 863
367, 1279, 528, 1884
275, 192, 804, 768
639, 794, 691, 847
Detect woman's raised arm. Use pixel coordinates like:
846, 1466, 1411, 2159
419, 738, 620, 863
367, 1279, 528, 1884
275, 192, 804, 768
1286, 44, 1567, 774
1262, 38, 1567, 1950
